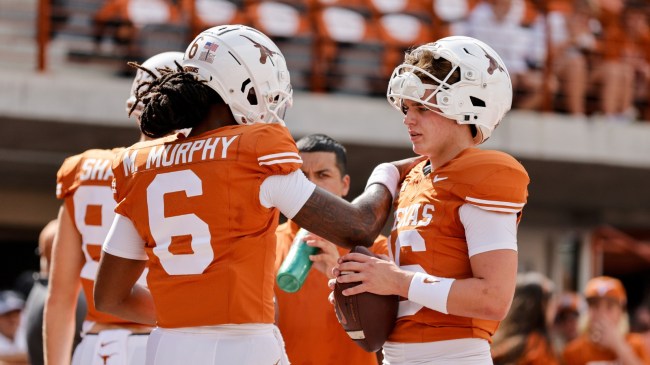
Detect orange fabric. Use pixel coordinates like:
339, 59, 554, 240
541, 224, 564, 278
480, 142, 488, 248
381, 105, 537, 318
274, 220, 387, 365
563, 333, 650, 365
597, 8, 626, 61
517, 332, 560, 365
388, 148, 529, 343
584, 276, 627, 304
57, 148, 141, 325
112, 124, 301, 328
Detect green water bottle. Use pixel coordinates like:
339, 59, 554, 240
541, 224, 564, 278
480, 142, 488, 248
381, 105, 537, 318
276, 228, 319, 293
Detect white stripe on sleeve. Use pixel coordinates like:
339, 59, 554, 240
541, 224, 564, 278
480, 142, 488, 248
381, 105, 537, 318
258, 152, 302, 166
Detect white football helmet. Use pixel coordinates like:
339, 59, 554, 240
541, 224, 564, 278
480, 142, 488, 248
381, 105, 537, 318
182, 24, 292, 125
126, 51, 184, 119
387, 36, 512, 144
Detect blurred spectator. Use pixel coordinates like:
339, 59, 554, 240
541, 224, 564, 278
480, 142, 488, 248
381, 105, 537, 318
0, 290, 28, 365
92, 0, 182, 75
544, 0, 596, 116
460, 0, 552, 111
22, 220, 85, 365
563, 276, 650, 365
491, 272, 560, 365
621, 5, 650, 121
552, 291, 584, 356
589, 0, 637, 121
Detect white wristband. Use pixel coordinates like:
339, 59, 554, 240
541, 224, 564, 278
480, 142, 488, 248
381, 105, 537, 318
365, 163, 399, 199
408, 272, 455, 314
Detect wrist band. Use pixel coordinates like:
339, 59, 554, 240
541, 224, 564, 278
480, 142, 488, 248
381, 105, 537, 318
365, 163, 399, 199
408, 272, 455, 314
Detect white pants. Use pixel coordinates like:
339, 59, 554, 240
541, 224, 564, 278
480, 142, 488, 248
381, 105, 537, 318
146, 324, 289, 365
382, 338, 493, 365
72, 330, 148, 365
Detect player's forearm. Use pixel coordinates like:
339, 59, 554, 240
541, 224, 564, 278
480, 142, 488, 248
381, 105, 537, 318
292, 184, 392, 249
446, 277, 514, 321
43, 298, 77, 365
95, 284, 156, 326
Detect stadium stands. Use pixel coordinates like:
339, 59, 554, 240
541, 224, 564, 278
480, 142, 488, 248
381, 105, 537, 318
24, 0, 650, 120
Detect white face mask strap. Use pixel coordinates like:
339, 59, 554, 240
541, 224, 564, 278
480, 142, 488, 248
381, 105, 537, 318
263, 88, 293, 125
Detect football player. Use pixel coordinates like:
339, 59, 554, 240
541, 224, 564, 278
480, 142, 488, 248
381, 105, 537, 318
274, 134, 388, 365
94, 25, 401, 364
44, 51, 184, 365
332, 36, 531, 364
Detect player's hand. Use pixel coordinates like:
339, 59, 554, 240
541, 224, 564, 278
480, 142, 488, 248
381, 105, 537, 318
327, 278, 337, 305
334, 253, 413, 297
589, 317, 626, 351
305, 233, 340, 279
390, 156, 427, 181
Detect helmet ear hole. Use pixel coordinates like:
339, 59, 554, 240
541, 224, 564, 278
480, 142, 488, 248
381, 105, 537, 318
470, 96, 485, 107
246, 87, 258, 106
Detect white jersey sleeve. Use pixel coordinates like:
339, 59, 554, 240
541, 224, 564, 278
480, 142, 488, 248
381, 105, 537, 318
459, 203, 518, 257
103, 214, 148, 260
259, 169, 316, 219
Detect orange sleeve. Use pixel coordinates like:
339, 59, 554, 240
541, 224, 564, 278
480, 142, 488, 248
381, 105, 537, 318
56, 154, 83, 199
253, 124, 302, 177
464, 153, 529, 214
111, 148, 129, 212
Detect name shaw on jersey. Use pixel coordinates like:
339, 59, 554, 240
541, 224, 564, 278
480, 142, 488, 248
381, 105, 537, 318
80, 158, 114, 181
121, 135, 240, 177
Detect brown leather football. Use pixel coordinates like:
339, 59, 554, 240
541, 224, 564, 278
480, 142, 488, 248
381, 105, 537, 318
333, 245, 399, 352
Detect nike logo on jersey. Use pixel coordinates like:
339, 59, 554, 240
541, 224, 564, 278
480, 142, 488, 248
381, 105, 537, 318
100, 340, 117, 348
423, 277, 441, 284
433, 175, 448, 183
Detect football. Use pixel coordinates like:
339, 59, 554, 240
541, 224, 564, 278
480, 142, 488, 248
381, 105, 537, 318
333, 246, 399, 352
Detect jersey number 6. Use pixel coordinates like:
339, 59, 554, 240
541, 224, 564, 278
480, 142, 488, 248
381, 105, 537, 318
147, 170, 213, 275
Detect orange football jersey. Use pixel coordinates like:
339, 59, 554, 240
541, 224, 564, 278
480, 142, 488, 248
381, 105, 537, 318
56, 148, 142, 325
388, 147, 529, 343
274, 220, 388, 365
112, 124, 302, 328
562, 333, 650, 365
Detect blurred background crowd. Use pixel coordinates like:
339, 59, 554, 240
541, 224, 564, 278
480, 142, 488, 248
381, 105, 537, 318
1, 0, 650, 364
29, 0, 650, 121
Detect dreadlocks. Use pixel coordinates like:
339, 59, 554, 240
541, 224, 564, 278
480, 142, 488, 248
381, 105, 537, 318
128, 62, 224, 138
